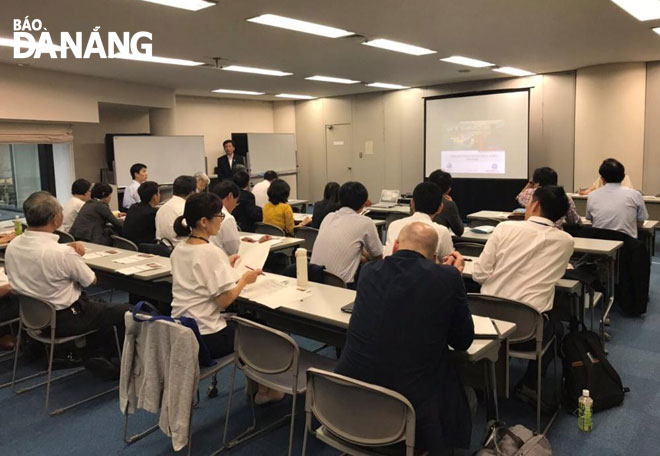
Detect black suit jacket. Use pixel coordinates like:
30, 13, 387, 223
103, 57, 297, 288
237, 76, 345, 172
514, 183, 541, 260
122, 202, 157, 247
232, 189, 262, 232
335, 250, 475, 452
215, 154, 246, 180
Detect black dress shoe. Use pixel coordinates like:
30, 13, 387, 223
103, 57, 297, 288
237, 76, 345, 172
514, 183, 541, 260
83, 357, 120, 380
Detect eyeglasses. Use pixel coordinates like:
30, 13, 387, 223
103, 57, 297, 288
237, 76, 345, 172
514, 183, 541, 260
212, 213, 225, 220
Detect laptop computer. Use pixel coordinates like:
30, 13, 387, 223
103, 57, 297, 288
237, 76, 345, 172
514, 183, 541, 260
371, 189, 400, 208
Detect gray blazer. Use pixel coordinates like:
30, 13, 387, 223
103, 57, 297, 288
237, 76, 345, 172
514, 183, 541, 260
70, 199, 123, 245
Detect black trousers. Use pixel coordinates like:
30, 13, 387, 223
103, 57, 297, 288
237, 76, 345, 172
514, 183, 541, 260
513, 314, 564, 389
201, 324, 235, 359
54, 294, 130, 358
0, 295, 19, 322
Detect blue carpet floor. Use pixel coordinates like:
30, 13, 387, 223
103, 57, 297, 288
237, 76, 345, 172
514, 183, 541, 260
0, 238, 658, 455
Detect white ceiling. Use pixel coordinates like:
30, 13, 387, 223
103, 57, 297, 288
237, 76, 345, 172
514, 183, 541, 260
2, 0, 660, 101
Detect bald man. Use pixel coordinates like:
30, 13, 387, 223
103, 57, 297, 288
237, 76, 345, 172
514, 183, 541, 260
335, 222, 475, 454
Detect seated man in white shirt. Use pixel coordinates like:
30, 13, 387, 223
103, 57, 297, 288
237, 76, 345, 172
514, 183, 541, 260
384, 181, 454, 259
472, 185, 575, 407
586, 158, 648, 239
61, 179, 92, 233
5, 191, 130, 379
155, 175, 196, 245
210, 180, 241, 255
252, 170, 277, 208
122, 163, 148, 209
311, 181, 383, 286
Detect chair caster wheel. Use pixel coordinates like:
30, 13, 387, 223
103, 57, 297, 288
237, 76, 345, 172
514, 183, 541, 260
207, 385, 218, 398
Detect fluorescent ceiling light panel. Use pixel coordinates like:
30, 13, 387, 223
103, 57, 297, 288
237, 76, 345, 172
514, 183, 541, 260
222, 65, 292, 76
140, 0, 217, 11
247, 14, 353, 38
212, 89, 265, 95
610, 0, 660, 21
305, 75, 360, 84
493, 66, 535, 77
276, 93, 316, 99
0, 36, 62, 52
362, 39, 436, 56
440, 56, 494, 68
116, 53, 203, 66
366, 82, 410, 90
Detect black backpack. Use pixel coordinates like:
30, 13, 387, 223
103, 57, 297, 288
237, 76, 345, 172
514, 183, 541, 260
560, 324, 628, 413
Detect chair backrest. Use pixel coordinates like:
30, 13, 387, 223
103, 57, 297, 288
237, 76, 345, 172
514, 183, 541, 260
467, 293, 543, 344
111, 235, 139, 252
306, 368, 416, 448
454, 242, 484, 257
384, 212, 409, 231
53, 229, 75, 244
293, 226, 318, 251
231, 316, 298, 375
255, 222, 286, 237
17, 294, 56, 331
323, 270, 347, 288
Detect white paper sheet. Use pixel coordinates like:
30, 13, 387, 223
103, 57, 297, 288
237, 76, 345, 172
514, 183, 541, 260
240, 275, 313, 309
83, 249, 120, 260
472, 315, 499, 337
234, 242, 270, 275
116, 262, 165, 276
112, 253, 155, 264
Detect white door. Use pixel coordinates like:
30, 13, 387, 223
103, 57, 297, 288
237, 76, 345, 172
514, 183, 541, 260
325, 124, 352, 184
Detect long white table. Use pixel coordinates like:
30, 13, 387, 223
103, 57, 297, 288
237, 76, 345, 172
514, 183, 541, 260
238, 232, 304, 252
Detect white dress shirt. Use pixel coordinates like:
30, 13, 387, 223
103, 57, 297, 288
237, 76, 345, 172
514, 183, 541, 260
171, 242, 238, 335
586, 183, 648, 238
211, 206, 240, 256
155, 195, 186, 245
252, 180, 271, 208
310, 207, 383, 284
384, 212, 454, 259
61, 197, 85, 233
5, 230, 96, 310
472, 217, 574, 313
123, 179, 141, 209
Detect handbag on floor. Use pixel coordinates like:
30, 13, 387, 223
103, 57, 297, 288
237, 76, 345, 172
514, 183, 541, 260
476, 422, 552, 456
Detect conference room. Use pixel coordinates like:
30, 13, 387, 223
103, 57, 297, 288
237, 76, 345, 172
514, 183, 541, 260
0, 0, 659, 455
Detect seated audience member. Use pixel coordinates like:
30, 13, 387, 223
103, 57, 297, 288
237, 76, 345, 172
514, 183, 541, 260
252, 170, 278, 208
473, 186, 574, 406
170, 192, 283, 405
195, 172, 210, 193
262, 179, 311, 236
580, 159, 634, 195
122, 181, 160, 247
517, 167, 580, 228
70, 183, 124, 246
123, 163, 148, 209
428, 170, 464, 236
384, 182, 454, 258
231, 170, 262, 233
586, 158, 647, 238
311, 181, 383, 285
311, 182, 340, 229
62, 179, 92, 233
210, 180, 241, 255
155, 175, 196, 245
336, 222, 474, 454
6, 191, 130, 378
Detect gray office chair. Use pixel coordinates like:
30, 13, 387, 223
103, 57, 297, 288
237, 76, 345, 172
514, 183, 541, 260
293, 226, 319, 253
53, 229, 75, 244
11, 294, 121, 415
217, 317, 337, 456
454, 242, 485, 257
302, 368, 425, 456
467, 293, 559, 434
255, 222, 286, 237
323, 270, 347, 288
111, 235, 138, 252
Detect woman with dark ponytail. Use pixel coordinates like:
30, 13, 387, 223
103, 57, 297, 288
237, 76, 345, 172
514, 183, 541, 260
170, 193, 284, 405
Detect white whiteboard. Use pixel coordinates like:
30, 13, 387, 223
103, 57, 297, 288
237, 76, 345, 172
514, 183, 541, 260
247, 133, 297, 175
114, 136, 206, 188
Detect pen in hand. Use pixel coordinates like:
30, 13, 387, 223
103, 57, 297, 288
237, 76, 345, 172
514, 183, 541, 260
245, 266, 266, 276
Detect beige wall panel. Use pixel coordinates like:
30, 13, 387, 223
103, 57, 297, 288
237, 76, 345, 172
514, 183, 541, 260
643, 62, 660, 196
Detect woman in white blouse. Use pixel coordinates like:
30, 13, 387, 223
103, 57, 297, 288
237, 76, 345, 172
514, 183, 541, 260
170, 192, 283, 405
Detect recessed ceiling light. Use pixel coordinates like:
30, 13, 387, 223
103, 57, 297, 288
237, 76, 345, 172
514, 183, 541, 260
0, 36, 61, 52
116, 53, 204, 66
366, 82, 410, 90
212, 89, 265, 95
610, 0, 660, 21
440, 56, 494, 68
140, 0, 217, 11
362, 39, 436, 56
493, 66, 535, 77
222, 65, 292, 76
305, 75, 360, 84
276, 93, 316, 100
247, 14, 353, 38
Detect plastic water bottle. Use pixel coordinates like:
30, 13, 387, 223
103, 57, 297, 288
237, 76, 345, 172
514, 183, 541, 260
578, 389, 593, 432
13, 215, 22, 235
296, 248, 308, 289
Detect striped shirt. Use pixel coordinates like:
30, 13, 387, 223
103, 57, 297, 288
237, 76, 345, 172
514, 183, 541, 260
516, 188, 580, 228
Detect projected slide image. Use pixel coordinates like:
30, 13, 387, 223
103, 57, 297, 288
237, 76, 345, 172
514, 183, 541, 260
445, 120, 505, 150
441, 150, 505, 174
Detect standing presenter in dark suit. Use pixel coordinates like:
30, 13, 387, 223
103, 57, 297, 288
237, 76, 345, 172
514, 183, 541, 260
216, 139, 246, 180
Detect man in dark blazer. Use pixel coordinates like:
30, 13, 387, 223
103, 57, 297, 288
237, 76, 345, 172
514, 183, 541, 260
231, 170, 262, 232
216, 139, 246, 180
335, 221, 475, 454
